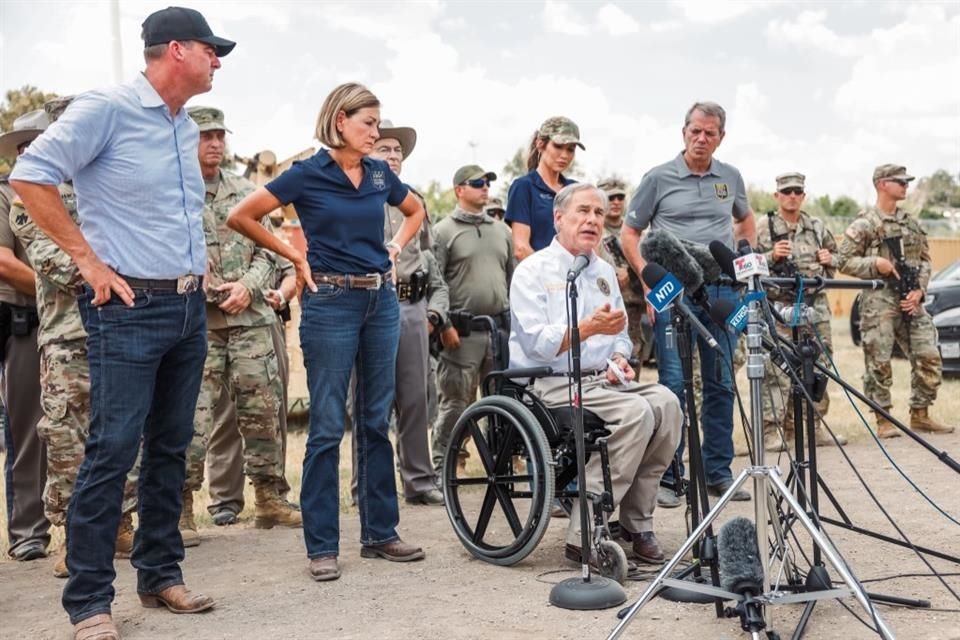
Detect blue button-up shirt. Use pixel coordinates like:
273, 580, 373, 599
11, 74, 206, 279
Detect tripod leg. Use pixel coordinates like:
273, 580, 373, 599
765, 470, 896, 640
608, 469, 754, 639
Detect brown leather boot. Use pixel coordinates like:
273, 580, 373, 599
180, 490, 200, 548
139, 584, 215, 613
875, 413, 901, 439
115, 511, 134, 559
254, 481, 303, 529
910, 407, 955, 434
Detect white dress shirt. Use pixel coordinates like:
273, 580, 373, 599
509, 238, 633, 372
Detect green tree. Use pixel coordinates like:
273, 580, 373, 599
748, 187, 777, 214
418, 180, 457, 220
830, 196, 859, 218
1, 86, 60, 174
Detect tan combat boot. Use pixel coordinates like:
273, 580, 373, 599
180, 490, 200, 548
875, 413, 901, 439
815, 429, 848, 447
115, 511, 134, 559
254, 481, 303, 529
763, 423, 788, 453
53, 549, 68, 578
910, 407, 956, 434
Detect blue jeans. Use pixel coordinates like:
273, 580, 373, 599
299, 281, 401, 558
64, 287, 206, 624
656, 285, 739, 487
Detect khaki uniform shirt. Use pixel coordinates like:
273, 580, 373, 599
0, 180, 35, 308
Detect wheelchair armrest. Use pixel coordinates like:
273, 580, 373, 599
493, 366, 554, 380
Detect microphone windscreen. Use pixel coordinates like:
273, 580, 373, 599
718, 516, 764, 596
709, 298, 736, 327
680, 239, 723, 285
737, 239, 753, 255
709, 240, 739, 280
640, 262, 667, 290
641, 230, 703, 291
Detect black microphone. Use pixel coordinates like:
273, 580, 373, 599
718, 516, 764, 598
641, 262, 719, 350
641, 229, 716, 310
737, 238, 753, 256
567, 254, 590, 282
709, 240, 739, 281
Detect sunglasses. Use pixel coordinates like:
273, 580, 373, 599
609, 195, 626, 202
461, 178, 490, 189
778, 188, 804, 196
885, 179, 909, 187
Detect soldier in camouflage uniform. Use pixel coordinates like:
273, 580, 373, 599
181, 106, 300, 546
597, 177, 649, 363
8, 97, 140, 577
756, 172, 846, 451
836, 164, 954, 438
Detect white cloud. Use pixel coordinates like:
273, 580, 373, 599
542, 0, 590, 36
596, 3, 640, 36
765, 10, 862, 57
670, 0, 768, 24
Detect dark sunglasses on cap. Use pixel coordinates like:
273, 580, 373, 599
608, 194, 626, 202
778, 187, 804, 196
460, 178, 490, 189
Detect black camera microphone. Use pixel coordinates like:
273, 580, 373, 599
718, 516, 764, 598
641, 230, 712, 309
709, 240, 739, 281
566, 254, 590, 282
641, 262, 718, 350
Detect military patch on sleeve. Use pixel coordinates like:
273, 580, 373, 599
714, 183, 729, 200
597, 277, 611, 296
9, 201, 32, 231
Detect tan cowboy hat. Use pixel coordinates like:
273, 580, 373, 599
0, 110, 50, 157
377, 119, 417, 159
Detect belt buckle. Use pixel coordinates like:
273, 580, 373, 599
364, 273, 382, 290
177, 275, 198, 294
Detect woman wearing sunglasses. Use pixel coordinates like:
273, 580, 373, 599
227, 83, 426, 582
505, 116, 584, 262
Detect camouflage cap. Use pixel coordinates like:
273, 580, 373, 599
538, 116, 585, 150
452, 164, 497, 187
187, 106, 231, 133
597, 177, 627, 197
484, 197, 505, 213
872, 164, 914, 183
775, 172, 805, 191
0, 109, 50, 157
44, 96, 75, 123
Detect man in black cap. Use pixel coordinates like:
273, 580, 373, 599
10, 6, 234, 639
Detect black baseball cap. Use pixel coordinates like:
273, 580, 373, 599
141, 6, 236, 57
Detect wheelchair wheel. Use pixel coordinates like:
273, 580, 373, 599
442, 395, 554, 566
596, 539, 629, 585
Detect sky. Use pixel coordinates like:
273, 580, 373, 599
2, 0, 959, 204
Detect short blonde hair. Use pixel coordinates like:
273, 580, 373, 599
315, 83, 380, 148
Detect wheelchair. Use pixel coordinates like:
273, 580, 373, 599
440, 314, 631, 584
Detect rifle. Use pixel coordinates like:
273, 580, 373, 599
767, 211, 798, 278
602, 235, 644, 296
883, 235, 920, 326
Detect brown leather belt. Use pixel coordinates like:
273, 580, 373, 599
121, 274, 202, 294
312, 272, 391, 290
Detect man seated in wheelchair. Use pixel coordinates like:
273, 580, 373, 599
508, 183, 682, 564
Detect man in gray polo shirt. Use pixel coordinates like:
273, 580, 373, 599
620, 101, 756, 506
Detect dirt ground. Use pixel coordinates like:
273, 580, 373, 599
2, 432, 959, 640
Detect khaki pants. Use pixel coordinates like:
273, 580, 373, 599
532, 375, 682, 545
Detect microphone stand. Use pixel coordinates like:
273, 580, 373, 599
609, 270, 896, 640
549, 275, 626, 610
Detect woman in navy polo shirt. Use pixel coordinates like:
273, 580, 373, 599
505, 116, 583, 261
227, 83, 426, 582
